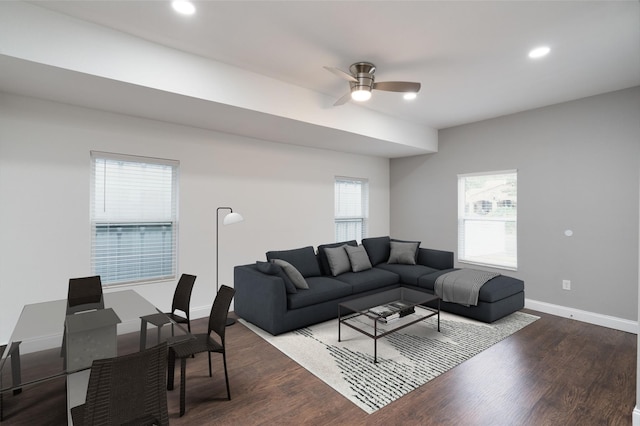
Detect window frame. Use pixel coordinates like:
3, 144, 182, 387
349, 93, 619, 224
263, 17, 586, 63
334, 176, 369, 243
457, 169, 517, 271
90, 151, 179, 286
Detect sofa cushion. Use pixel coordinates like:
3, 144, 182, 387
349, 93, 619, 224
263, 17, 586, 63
417, 248, 454, 270
287, 276, 353, 309
324, 245, 351, 276
333, 268, 399, 293
417, 269, 524, 303
388, 240, 420, 265
345, 245, 373, 272
317, 240, 358, 275
266, 246, 321, 278
362, 236, 391, 266
376, 263, 438, 286
271, 259, 309, 289
255, 261, 297, 294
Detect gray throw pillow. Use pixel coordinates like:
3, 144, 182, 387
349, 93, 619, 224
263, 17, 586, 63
324, 245, 351, 276
345, 245, 372, 272
255, 261, 297, 294
271, 259, 309, 289
388, 241, 419, 265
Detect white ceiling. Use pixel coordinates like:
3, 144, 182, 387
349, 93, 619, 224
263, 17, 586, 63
3, 1, 639, 157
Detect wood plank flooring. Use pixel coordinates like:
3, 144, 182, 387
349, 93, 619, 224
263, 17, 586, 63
1, 309, 636, 425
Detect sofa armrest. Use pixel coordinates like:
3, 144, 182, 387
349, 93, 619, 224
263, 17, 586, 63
234, 264, 288, 335
417, 248, 454, 270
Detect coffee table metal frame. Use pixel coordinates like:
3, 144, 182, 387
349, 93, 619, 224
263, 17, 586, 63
338, 287, 440, 363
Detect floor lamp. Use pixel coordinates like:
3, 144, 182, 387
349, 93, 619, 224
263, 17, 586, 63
216, 206, 244, 326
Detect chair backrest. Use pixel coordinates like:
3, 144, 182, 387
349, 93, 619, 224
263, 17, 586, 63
79, 342, 169, 426
171, 274, 197, 316
208, 285, 236, 343
67, 275, 104, 314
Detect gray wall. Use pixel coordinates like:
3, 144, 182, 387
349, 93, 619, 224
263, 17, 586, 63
390, 87, 640, 322
0, 93, 391, 342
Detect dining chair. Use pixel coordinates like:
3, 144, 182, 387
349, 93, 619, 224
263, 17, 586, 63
67, 275, 104, 314
165, 274, 197, 332
62, 275, 105, 367
0, 342, 21, 421
167, 285, 235, 417
70, 342, 169, 426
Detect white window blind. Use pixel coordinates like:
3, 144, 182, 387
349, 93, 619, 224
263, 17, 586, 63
458, 170, 517, 270
90, 151, 179, 286
335, 177, 369, 242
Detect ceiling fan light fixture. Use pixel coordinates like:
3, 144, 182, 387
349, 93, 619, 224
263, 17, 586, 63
351, 89, 372, 102
172, 0, 196, 15
403, 92, 418, 100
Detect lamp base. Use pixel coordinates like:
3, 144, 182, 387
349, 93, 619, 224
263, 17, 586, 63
225, 318, 236, 327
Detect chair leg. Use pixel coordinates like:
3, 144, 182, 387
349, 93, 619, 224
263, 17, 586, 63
180, 357, 187, 417
222, 351, 230, 400
167, 349, 176, 391
208, 352, 212, 377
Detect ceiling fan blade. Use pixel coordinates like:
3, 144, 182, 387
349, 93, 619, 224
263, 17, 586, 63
324, 66, 358, 82
333, 92, 352, 106
373, 81, 421, 93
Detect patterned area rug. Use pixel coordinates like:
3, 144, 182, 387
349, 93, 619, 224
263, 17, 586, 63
241, 310, 538, 414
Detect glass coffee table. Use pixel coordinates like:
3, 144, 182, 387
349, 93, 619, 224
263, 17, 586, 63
338, 287, 440, 363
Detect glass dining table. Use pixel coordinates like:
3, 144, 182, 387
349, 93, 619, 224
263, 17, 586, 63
0, 289, 192, 424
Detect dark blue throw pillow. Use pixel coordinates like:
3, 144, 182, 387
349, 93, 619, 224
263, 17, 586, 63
265, 246, 321, 278
362, 236, 391, 266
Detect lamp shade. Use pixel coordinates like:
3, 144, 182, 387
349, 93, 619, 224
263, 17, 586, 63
223, 211, 244, 225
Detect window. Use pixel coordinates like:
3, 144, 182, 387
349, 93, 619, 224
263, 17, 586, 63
335, 177, 368, 242
91, 152, 179, 286
458, 170, 517, 270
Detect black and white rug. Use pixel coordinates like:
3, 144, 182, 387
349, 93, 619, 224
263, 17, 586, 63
241, 310, 538, 414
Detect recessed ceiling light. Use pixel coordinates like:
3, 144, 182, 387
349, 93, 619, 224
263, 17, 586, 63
403, 92, 418, 101
528, 46, 550, 59
172, 0, 196, 15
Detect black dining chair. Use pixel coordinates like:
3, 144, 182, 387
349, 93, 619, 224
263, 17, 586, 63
67, 275, 104, 314
70, 342, 169, 426
165, 274, 197, 332
167, 285, 235, 417
62, 275, 105, 366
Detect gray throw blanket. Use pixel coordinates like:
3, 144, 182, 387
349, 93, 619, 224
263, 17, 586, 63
434, 269, 500, 306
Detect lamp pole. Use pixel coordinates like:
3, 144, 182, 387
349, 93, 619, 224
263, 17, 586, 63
216, 206, 243, 326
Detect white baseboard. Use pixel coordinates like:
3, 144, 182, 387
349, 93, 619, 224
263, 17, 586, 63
633, 406, 640, 426
525, 298, 638, 334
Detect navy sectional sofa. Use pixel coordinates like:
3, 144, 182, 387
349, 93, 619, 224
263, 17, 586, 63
234, 236, 524, 335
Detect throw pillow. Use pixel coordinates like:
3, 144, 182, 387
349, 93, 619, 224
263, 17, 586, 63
255, 261, 297, 294
388, 241, 419, 265
391, 238, 421, 262
345, 245, 373, 272
317, 240, 358, 275
265, 246, 321, 278
271, 259, 309, 289
361, 236, 391, 266
324, 245, 351, 276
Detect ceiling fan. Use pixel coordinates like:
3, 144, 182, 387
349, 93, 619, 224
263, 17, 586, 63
324, 62, 421, 106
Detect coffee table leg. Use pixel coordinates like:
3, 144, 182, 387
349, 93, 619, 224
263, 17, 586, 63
374, 321, 378, 363
338, 307, 341, 342
437, 299, 441, 332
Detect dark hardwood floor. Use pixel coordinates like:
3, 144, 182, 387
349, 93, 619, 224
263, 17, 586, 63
1, 309, 636, 425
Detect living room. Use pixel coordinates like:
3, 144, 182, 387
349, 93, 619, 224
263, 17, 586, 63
1, 1, 639, 424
